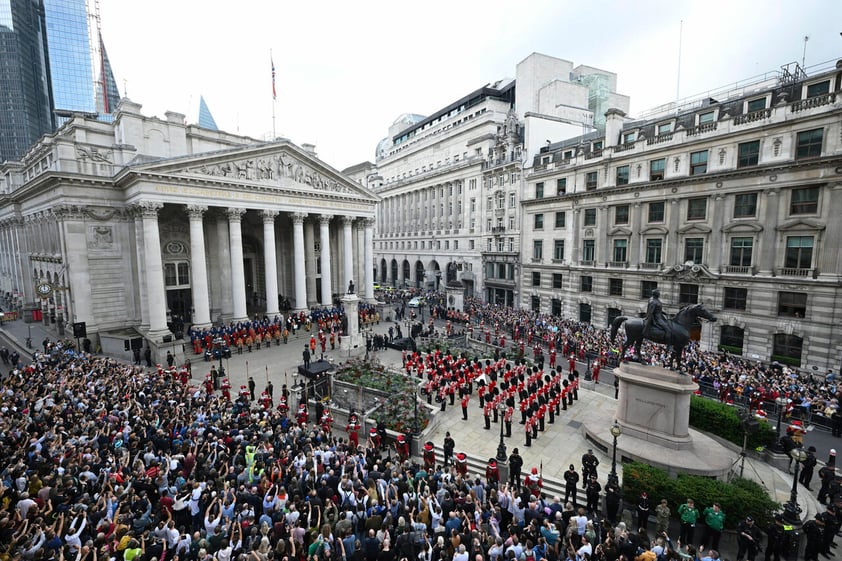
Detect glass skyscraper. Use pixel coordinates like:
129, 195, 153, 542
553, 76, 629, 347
0, 0, 119, 163
0, 0, 54, 163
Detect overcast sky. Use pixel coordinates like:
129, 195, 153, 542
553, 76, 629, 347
98, 0, 842, 171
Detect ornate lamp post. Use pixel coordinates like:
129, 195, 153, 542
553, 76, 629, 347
496, 402, 508, 462
783, 448, 808, 524
213, 337, 225, 376
608, 421, 622, 486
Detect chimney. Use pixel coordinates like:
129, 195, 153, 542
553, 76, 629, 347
604, 108, 626, 148
301, 143, 317, 158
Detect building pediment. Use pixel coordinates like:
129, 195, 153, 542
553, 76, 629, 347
677, 223, 712, 234
722, 221, 764, 233
775, 218, 826, 232
129, 141, 379, 203
608, 226, 632, 236
662, 262, 717, 281
640, 225, 669, 235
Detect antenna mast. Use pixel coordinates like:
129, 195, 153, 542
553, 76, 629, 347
801, 35, 809, 69
676, 20, 683, 113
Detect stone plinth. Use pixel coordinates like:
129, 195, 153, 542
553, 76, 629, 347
340, 295, 363, 351
445, 283, 464, 312
614, 362, 697, 450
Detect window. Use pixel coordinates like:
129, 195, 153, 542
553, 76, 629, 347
724, 287, 748, 310
551, 298, 562, 316
531, 295, 541, 312
641, 281, 658, 299
616, 165, 629, 185
623, 132, 636, 144
580, 276, 593, 292
746, 97, 766, 112
729, 237, 753, 267
790, 187, 819, 214
535, 182, 544, 199
164, 262, 190, 287
773, 333, 803, 367
579, 302, 592, 323
658, 122, 673, 135
552, 273, 563, 289
687, 198, 707, 220
679, 283, 699, 305
469, 240, 475, 250
698, 111, 715, 124
737, 140, 760, 168
584, 208, 596, 226
592, 141, 603, 151
586, 171, 598, 190
534, 214, 544, 229
720, 326, 745, 353
613, 239, 628, 263
796, 128, 823, 160
645, 239, 662, 264
533, 240, 543, 260
496, 192, 505, 208
582, 240, 595, 263
532, 272, 541, 287
554, 211, 566, 228
609, 278, 623, 296
509, 193, 516, 207
778, 292, 807, 318
785, 236, 813, 269
614, 205, 629, 225
684, 238, 704, 263
553, 240, 565, 261
557, 178, 567, 195
690, 150, 708, 175
470, 198, 476, 212
650, 158, 665, 181
734, 193, 758, 218
648, 201, 665, 222
806, 80, 830, 98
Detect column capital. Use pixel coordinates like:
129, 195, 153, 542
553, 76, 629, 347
226, 208, 247, 222
133, 201, 164, 218
319, 214, 334, 225
186, 204, 208, 219
363, 217, 375, 228
342, 216, 355, 226
291, 212, 308, 225
261, 209, 279, 223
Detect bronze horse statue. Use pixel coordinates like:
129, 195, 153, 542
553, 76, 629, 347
610, 303, 717, 369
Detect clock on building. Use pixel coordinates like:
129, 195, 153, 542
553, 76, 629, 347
36, 281, 53, 298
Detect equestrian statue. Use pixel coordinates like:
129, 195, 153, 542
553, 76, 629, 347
609, 289, 717, 370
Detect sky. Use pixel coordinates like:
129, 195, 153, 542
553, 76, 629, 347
97, 0, 842, 172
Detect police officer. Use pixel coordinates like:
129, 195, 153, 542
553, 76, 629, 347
563, 464, 579, 505
763, 514, 786, 561
585, 476, 601, 515
581, 449, 599, 487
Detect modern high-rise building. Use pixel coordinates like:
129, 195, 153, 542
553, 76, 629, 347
0, 0, 119, 163
0, 0, 54, 163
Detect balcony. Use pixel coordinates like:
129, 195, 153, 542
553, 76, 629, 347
491, 226, 506, 234
725, 265, 752, 274
685, 122, 718, 137
580, 260, 595, 267
608, 261, 629, 269
646, 132, 673, 145
531, 257, 543, 263
791, 93, 836, 113
733, 108, 771, 126
639, 262, 662, 270
584, 149, 603, 160
778, 267, 815, 278
614, 142, 636, 153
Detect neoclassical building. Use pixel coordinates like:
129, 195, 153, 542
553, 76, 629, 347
0, 99, 378, 359
346, 53, 629, 305
521, 60, 842, 369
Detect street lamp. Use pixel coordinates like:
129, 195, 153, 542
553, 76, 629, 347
213, 337, 225, 377
784, 448, 808, 524
413, 389, 419, 435
496, 402, 508, 462
608, 421, 623, 487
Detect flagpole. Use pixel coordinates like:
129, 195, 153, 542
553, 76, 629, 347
271, 49, 276, 140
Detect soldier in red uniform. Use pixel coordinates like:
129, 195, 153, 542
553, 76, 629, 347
320, 408, 334, 435
395, 434, 410, 463
524, 467, 543, 497
592, 361, 601, 384
277, 395, 289, 417
486, 458, 500, 488
204, 373, 214, 396
484, 401, 492, 430
220, 378, 231, 401
461, 394, 470, 421
569, 354, 576, 373
346, 413, 360, 449
296, 403, 308, 427
549, 349, 557, 369
368, 427, 381, 450
422, 441, 436, 470
455, 452, 468, 477
259, 391, 272, 409
504, 405, 513, 437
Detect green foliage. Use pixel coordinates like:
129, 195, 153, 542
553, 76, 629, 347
771, 354, 801, 367
689, 395, 776, 449
334, 358, 429, 433
623, 462, 779, 529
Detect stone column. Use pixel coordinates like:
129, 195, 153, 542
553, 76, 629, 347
664, 200, 681, 266
319, 215, 333, 306
758, 189, 780, 275
304, 219, 316, 306
215, 217, 233, 321
364, 218, 375, 301
227, 208, 248, 321
262, 210, 280, 317
132, 212, 149, 330
708, 194, 725, 272
342, 216, 354, 293
138, 202, 169, 339
291, 213, 308, 311
187, 205, 212, 328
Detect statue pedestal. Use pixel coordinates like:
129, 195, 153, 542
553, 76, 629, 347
445, 283, 464, 312
614, 362, 697, 450
341, 295, 363, 352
